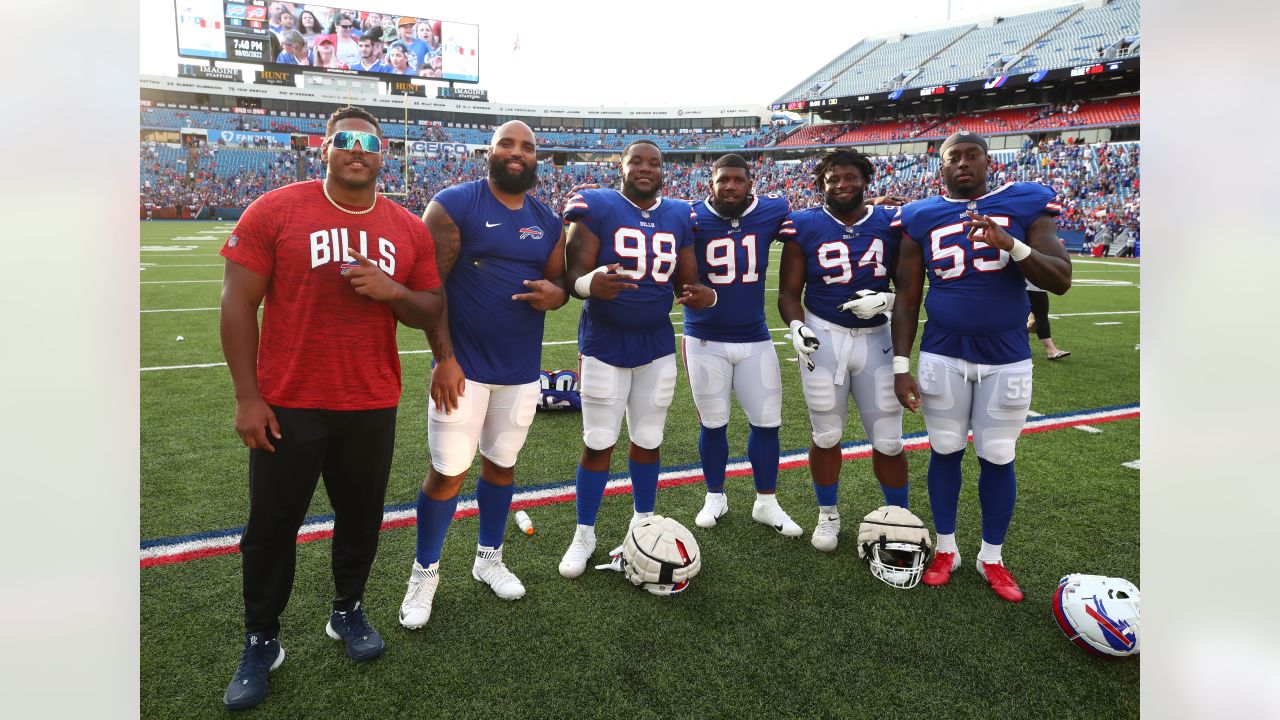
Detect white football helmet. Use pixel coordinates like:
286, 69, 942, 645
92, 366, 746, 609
620, 515, 701, 596
1052, 574, 1140, 657
856, 506, 933, 589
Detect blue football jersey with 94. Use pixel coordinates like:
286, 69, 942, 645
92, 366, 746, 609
892, 181, 1062, 364
564, 189, 695, 368
784, 203, 901, 329
683, 193, 792, 343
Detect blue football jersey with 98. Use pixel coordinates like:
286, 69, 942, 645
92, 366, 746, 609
892, 181, 1062, 364
564, 189, 695, 368
783, 204, 901, 329
432, 179, 561, 384
683, 193, 792, 343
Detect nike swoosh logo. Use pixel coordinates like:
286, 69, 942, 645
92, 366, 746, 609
774, 524, 784, 531
882, 347, 892, 354
486, 221, 501, 227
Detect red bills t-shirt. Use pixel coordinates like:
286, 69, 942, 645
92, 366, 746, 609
221, 180, 440, 410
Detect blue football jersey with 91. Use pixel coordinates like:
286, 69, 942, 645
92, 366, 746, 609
432, 179, 561, 384
784, 204, 901, 329
892, 181, 1062, 364
564, 189, 695, 368
683, 193, 792, 343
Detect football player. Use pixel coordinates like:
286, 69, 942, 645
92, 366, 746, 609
778, 149, 909, 552
399, 121, 568, 629
558, 140, 716, 578
683, 154, 802, 537
890, 132, 1072, 602
219, 106, 444, 710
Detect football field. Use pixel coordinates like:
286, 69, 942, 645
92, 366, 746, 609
140, 220, 1140, 718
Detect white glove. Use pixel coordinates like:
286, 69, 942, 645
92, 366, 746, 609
838, 289, 896, 319
789, 320, 820, 370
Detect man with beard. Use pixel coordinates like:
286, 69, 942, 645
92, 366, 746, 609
350, 35, 390, 73
777, 149, 909, 552
399, 121, 567, 629
558, 140, 716, 579
682, 154, 804, 538
890, 132, 1071, 602
220, 106, 444, 710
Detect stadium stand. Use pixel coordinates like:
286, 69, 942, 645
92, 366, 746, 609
907, 6, 1072, 87
140, 136, 1139, 244
775, 0, 1140, 103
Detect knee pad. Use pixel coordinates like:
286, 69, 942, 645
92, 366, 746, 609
629, 408, 667, 450
872, 435, 904, 456
583, 424, 620, 452
975, 441, 1017, 466
927, 429, 968, 456
812, 428, 842, 450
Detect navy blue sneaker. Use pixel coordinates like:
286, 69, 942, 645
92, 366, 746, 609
325, 601, 385, 661
223, 632, 284, 711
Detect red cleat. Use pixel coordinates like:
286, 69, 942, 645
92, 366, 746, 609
922, 551, 959, 586
977, 560, 1024, 603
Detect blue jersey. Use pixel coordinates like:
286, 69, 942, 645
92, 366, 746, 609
784, 204, 901, 329
564, 189, 695, 368
683, 193, 791, 343
433, 179, 561, 384
893, 181, 1062, 364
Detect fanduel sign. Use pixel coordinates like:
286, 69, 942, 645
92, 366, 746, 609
216, 130, 291, 146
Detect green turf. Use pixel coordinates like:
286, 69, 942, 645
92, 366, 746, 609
140, 221, 1140, 718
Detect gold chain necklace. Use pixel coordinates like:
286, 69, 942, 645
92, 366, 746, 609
321, 179, 378, 215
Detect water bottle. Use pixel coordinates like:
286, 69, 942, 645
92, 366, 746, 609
514, 510, 534, 535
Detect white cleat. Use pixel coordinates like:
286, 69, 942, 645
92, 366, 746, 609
752, 499, 803, 538
811, 511, 841, 551
472, 545, 526, 600
399, 561, 440, 630
558, 525, 597, 579
695, 493, 729, 528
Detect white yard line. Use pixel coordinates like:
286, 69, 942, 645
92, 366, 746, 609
142, 307, 220, 314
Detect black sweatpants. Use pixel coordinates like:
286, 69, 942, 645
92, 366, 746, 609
1028, 289, 1052, 340
240, 405, 398, 638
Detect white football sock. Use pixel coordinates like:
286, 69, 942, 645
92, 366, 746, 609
755, 492, 778, 506
632, 511, 654, 522
818, 504, 838, 516
936, 533, 958, 554
574, 524, 595, 539
977, 540, 1003, 564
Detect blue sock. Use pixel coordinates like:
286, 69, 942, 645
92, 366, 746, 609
630, 458, 660, 514
747, 425, 780, 493
414, 490, 458, 566
813, 481, 839, 507
475, 477, 514, 549
927, 449, 966, 535
574, 465, 610, 526
880, 481, 909, 509
977, 457, 1017, 545
698, 424, 729, 492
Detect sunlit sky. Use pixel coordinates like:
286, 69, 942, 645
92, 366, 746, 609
141, 0, 1074, 107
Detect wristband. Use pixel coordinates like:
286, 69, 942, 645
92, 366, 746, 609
892, 356, 910, 374
574, 266, 607, 297
708, 288, 718, 308
1009, 239, 1032, 262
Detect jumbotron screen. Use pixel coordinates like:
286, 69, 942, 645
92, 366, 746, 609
174, 1, 479, 83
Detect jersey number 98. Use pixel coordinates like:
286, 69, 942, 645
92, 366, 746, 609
614, 228, 677, 283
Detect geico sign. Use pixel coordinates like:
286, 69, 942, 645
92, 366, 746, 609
411, 142, 468, 156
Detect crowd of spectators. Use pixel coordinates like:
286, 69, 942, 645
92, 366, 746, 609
140, 136, 1139, 241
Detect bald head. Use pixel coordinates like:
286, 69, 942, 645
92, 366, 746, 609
488, 121, 538, 195
491, 121, 536, 150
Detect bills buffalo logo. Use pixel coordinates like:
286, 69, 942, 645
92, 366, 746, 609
518, 226, 545, 240
1084, 596, 1137, 652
